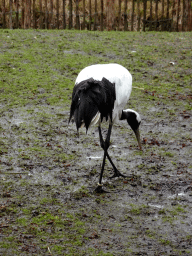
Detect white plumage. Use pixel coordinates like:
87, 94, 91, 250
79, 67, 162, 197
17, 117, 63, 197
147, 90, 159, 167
69, 63, 142, 192
75, 63, 133, 124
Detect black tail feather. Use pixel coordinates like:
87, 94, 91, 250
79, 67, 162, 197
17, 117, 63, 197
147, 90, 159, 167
69, 78, 116, 131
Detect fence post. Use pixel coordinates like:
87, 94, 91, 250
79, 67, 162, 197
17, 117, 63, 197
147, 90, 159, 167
181, 0, 185, 31
118, 0, 121, 30
2, 0, 6, 28
63, 0, 66, 29
82, 0, 85, 29
39, 0, 43, 29
50, 0, 53, 28
149, 0, 152, 30
101, 0, 104, 31
107, 0, 115, 30
69, 0, 73, 29
28, 0, 32, 28
124, 0, 128, 31
9, 0, 13, 29
16, 0, 19, 28
89, 0, 92, 30
76, 0, 80, 29
25, 0, 29, 28
143, 0, 147, 31
166, 0, 169, 20
56, 0, 59, 29
176, 0, 181, 31
137, 0, 141, 31
155, 0, 158, 31
162, 0, 164, 18
22, 0, 25, 28
188, 0, 192, 31
45, 0, 48, 29
172, 0, 176, 31
161, 0, 164, 31
94, 0, 98, 30
33, 0, 36, 28
131, 0, 135, 31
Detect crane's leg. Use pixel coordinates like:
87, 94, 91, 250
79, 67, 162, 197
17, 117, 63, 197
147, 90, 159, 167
98, 125, 126, 179
95, 123, 112, 193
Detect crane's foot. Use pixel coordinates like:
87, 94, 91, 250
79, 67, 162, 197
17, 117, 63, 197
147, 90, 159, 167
94, 184, 109, 193
110, 170, 127, 179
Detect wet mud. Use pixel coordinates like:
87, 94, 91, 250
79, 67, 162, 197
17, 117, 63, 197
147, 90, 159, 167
1, 102, 192, 255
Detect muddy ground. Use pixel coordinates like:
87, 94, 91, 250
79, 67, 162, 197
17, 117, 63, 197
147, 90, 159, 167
0, 30, 192, 255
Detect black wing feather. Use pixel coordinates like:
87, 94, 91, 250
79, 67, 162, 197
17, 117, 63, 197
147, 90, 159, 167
69, 77, 116, 131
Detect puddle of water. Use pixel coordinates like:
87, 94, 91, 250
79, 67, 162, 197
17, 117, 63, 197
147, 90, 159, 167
168, 192, 187, 199
29, 167, 63, 186
63, 50, 86, 56
86, 156, 102, 160
63, 50, 74, 54
32, 173, 56, 185
12, 119, 24, 125
150, 107, 159, 112
178, 192, 186, 197
149, 204, 163, 209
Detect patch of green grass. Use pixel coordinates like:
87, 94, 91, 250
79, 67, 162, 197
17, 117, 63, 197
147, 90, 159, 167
162, 215, 177, 224
170, 205, 187, 214
51, 245, 64, 254
1, 30, 191, 113
72, 185, 90, 200
159, 238, 171, 245
159, 205, 187, 225
145, 229, 156, 239
16, 217, 28, 226
57, 152, 74, 162
39, 197, 53, 205
0, 241, 16, 249
129, 203, 148, 215
158, 208, 166, 215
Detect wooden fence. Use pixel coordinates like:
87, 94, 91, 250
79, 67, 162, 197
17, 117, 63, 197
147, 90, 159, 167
0, 0, 192, 31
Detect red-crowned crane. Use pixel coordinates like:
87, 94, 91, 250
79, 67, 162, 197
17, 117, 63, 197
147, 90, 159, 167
69, 63, 142, 192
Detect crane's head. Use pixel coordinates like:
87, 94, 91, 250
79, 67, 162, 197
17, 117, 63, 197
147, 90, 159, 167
121, 109, 142, 150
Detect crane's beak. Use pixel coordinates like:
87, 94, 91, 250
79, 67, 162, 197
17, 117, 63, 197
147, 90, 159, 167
134, 128, 142, 150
